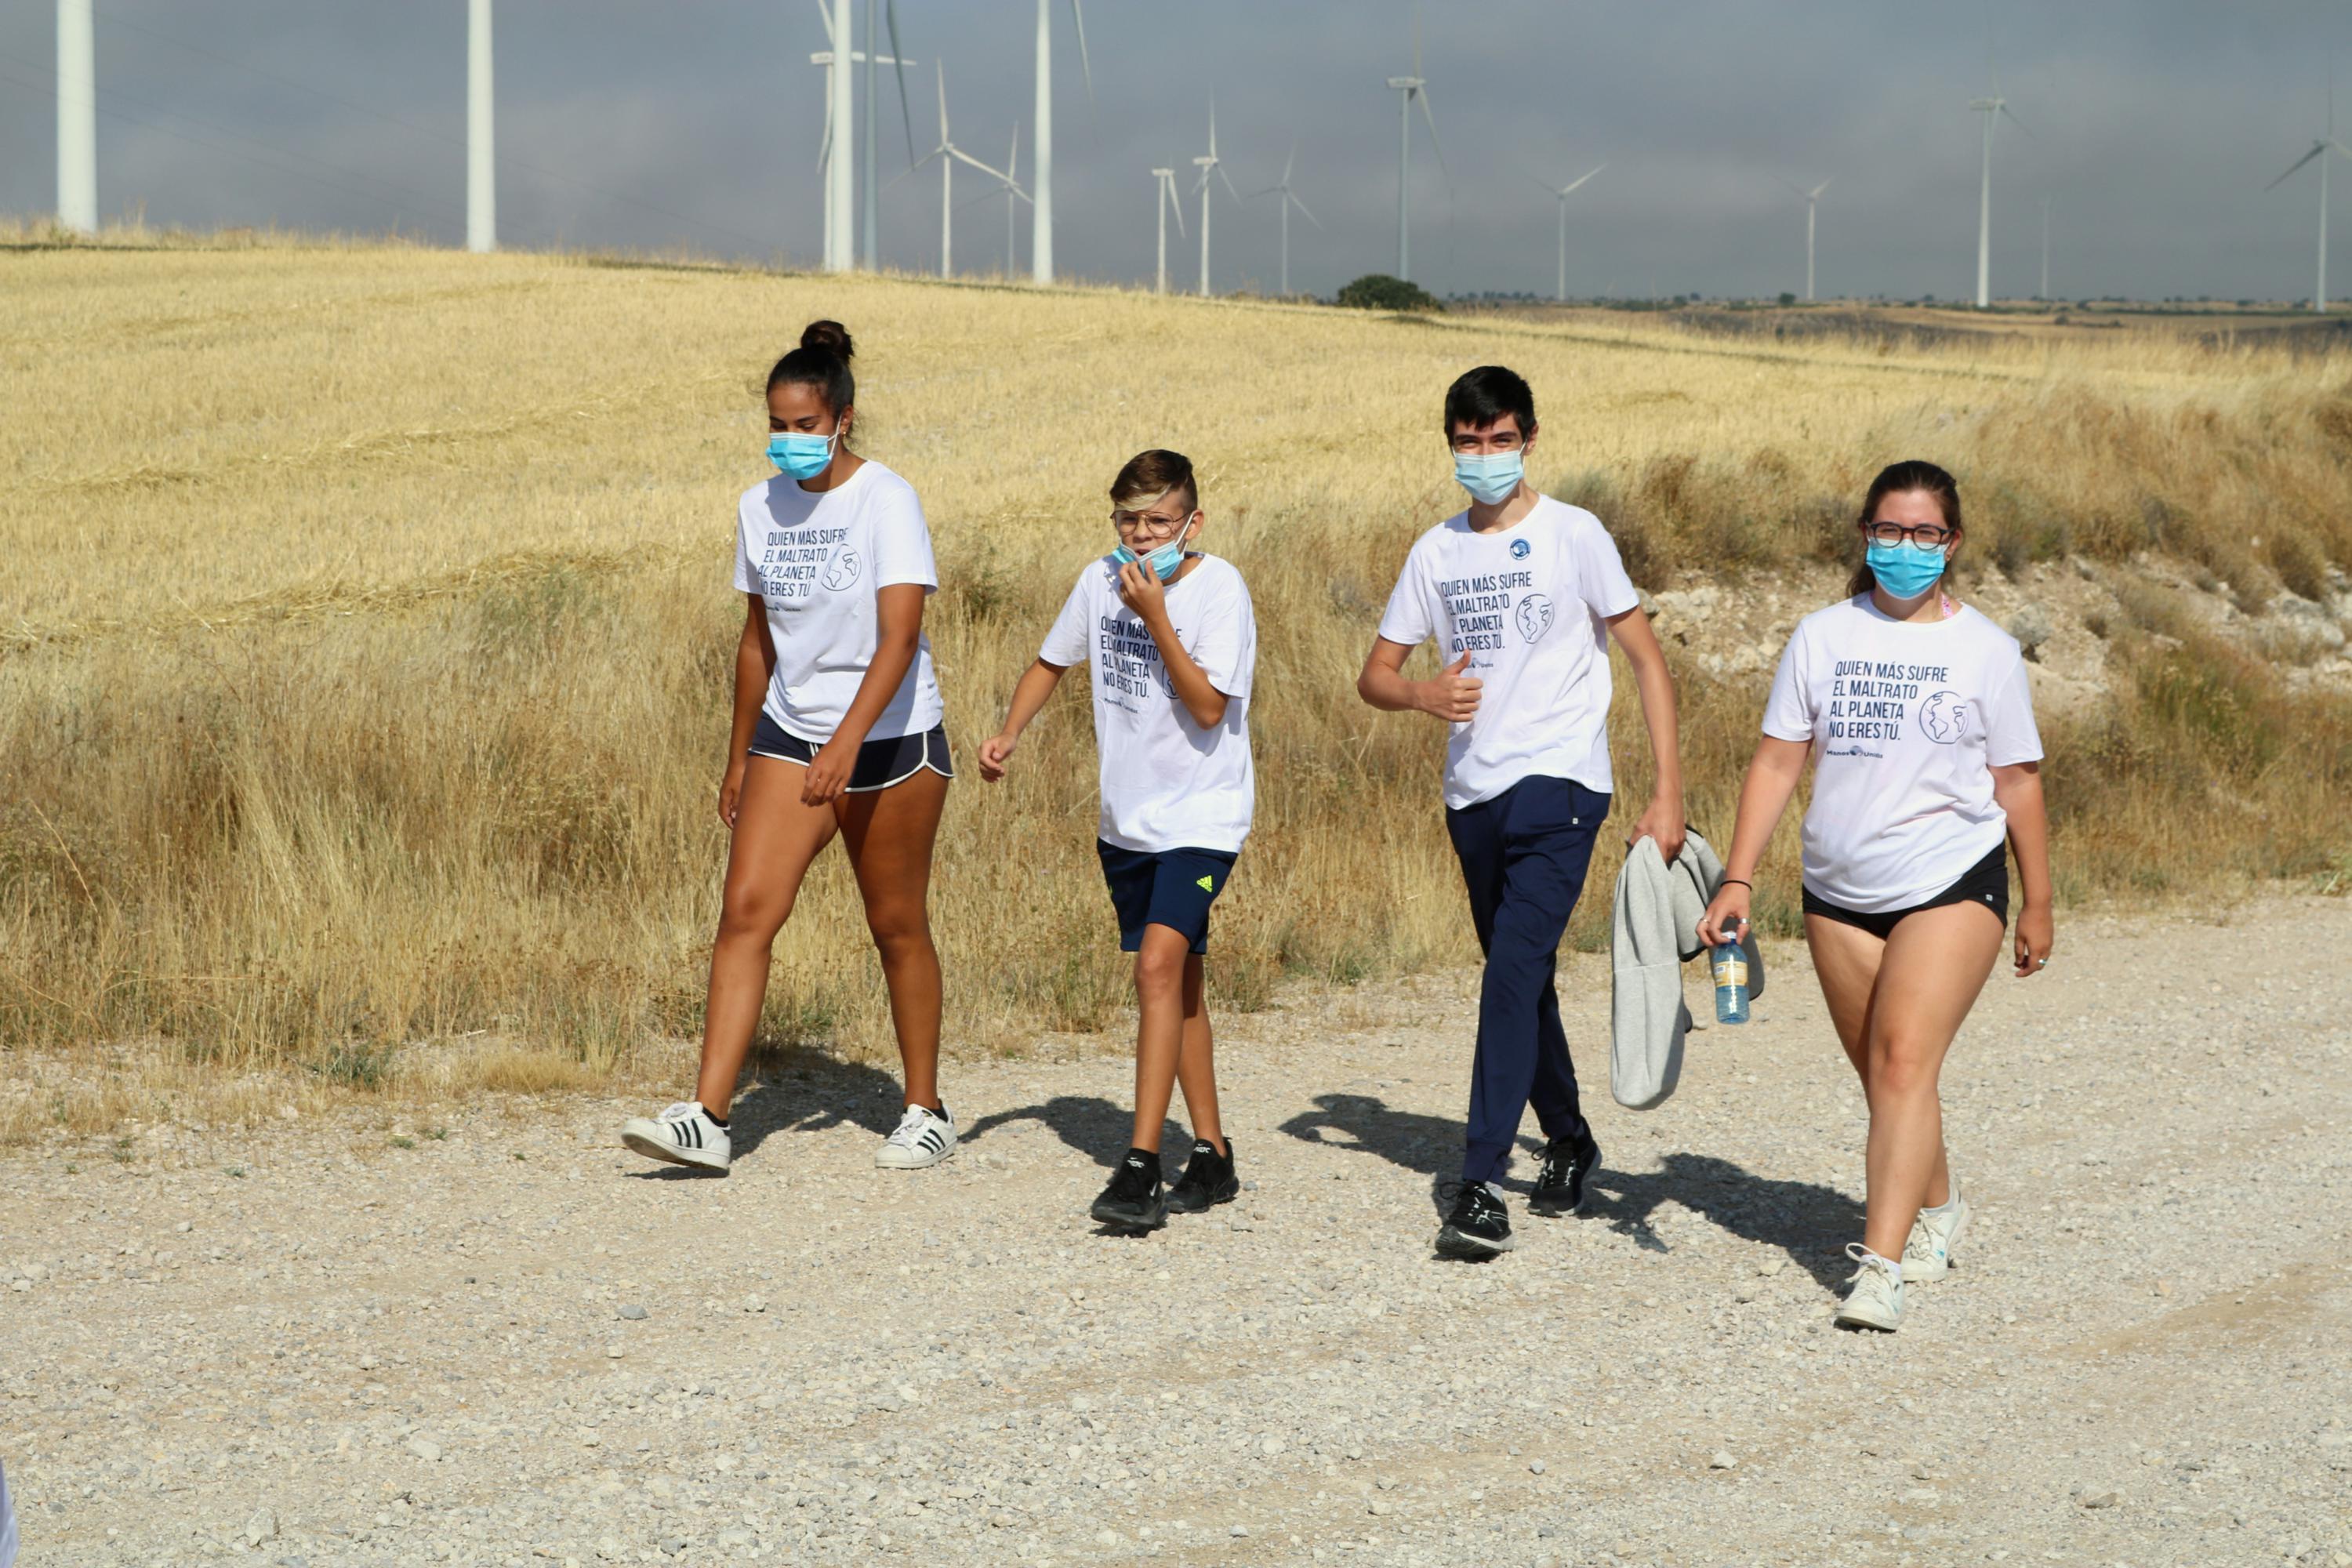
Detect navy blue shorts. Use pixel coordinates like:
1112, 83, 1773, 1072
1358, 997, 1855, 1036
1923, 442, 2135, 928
748, 713, 953, 792
1096, 842, 1239, 955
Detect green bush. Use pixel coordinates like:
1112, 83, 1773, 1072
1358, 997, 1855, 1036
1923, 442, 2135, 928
1334, 274, 1443, 313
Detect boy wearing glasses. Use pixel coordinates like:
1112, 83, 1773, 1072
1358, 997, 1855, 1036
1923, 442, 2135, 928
1359, 365, 1686, 1258
979, 449, 1256, 1232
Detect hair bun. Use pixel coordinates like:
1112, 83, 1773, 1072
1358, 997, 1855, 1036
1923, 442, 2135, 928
800, 319, 854, 361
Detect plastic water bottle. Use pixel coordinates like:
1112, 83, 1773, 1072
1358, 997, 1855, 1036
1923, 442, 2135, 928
1711, 923, 1751, 1025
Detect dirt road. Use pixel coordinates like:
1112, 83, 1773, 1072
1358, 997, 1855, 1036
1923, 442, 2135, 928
7, 898, 2350, 1567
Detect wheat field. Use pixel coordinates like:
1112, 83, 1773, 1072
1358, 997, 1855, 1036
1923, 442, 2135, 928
4, 234, 2350, 1138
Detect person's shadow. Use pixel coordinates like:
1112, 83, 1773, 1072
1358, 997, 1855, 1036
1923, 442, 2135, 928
622, 1045, 907, 1178
1276, 1092, 1863, 1290
962, 1095, 1186, 1170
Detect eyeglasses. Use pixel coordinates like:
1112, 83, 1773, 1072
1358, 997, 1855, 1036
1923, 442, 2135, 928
1862, 521, 1953, 550
1111, 509, 1193, 541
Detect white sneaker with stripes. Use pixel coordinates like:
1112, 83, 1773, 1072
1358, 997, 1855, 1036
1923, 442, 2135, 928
620, 1102, 731, 1173
877, 1104, 956, 1169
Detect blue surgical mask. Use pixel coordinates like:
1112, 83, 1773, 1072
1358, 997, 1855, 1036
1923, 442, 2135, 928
767, 428, 838, 481
1454, 448, 1524, 505
1865, 539, 1950, 601
1113, 535, 1189, 583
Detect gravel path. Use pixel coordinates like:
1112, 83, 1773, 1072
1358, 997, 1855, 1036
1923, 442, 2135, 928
9, 898, 2350, 1567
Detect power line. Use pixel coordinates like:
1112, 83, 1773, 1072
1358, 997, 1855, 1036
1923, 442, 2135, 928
89, 11, 779, 254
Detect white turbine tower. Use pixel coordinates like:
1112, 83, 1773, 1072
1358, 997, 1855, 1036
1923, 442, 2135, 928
1775, 176, 1831, 302
1150, 165, 1185, 295
1383, 18, 1445, 283
1248, 143, 1320, 297
1029, 0, 1095, 285
2267, 84, 2352, 312
1969, 42, 2029, 310
855, 0, 916, 269
897, 64, 1015, 278
1529, 163, 1603, 303
467, 0, 494, 252
811, 7, 915, 273
56, 0, 96, 234
2038, 193, 2053, 300
1191, 102, 1241, 298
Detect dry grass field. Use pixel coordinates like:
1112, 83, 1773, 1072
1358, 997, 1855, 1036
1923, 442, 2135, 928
4, 230, 2350, 1138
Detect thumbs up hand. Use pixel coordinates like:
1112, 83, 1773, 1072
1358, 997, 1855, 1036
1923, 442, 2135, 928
1420, 650, 1483, 724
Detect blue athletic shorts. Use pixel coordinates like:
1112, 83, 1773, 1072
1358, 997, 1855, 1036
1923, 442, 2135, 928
1095, 842, 1239, 955
748, 713, 953, 792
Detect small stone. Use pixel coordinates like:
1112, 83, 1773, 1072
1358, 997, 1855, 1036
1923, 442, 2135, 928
1529, 1460, 1547, 1475
244, 1509, 277, 1545
606, 1346, 626, 1359
406, 1436, 442, 1463
1759, 1258, 1787, 1277
616, 1304, 648, 1321
1343, 1446, 1363, 1461
1261, 1436, 1285, 1457
1229, 1524, 1249, 1538
742, 1296, 767, 1313
1710, 1450, 1737, 1470
1367, 1501, 1388, 1516
2078, 1490, 2119, 1509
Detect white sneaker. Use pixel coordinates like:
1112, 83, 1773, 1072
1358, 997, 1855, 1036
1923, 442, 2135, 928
877, 1104, 956, 1169
1903, 1182, 1971, 1283
620, 1102, 731, 1173
1833, 1243, 1904, 1332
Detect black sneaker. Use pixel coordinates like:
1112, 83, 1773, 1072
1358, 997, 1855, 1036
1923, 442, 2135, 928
1528, 1126, 1601, 1217
1436, 1181, 1516, 1257
1166, 1137, 1240, 1214
1089, 1148, 1167, 1232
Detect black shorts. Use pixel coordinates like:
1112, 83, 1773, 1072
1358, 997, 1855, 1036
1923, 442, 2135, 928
1802, 843, 2008, 941
1096, 842, 1239, 955
748, 714, 953, 792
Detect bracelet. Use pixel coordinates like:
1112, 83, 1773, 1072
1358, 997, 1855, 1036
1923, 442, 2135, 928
1720, 879, 1751, 891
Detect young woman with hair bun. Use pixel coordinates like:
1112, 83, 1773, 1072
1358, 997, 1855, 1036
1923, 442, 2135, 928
622, 319, 962, 1176
1699, 459, 2054, 1333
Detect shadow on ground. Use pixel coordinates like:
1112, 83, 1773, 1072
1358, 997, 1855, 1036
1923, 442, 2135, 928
962, 1095, 1187, 1169
622, 1046, 907, 1178
1277, 1091, 1862, 1290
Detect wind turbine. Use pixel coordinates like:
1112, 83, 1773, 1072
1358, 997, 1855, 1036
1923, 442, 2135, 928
1969, 34, 2030, 310
467, 0, 493, 252
56, 0, 95, 233
810, 10, 915, 271
1248, 143, 1320, 297
1530, 164, 1604, 303
857, 0, 916, 270
1029, 0, 1095, 285
1775, 176, 1831, 302
1383, 16, 1445, 283
896, 64, 1016, 278
1191, 101, 1241, 297
2267, 82, 2352, 312
1150, 165, 1185, 295
2038, 194, 2052, 300
957, 122, 1032, 276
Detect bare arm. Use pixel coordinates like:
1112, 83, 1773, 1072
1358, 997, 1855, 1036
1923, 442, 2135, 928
801, 582, 927, 806
1356, 637, 1480, 720
977, 659, 1070, 782
1991, 760, 2053, 978
719, 594, 779, 827
1695, 735, 1811, 946
1604, 605, 1686, 862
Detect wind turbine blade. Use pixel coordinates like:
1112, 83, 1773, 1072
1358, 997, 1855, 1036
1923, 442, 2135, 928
1526, 169, 1562, 195
887, 0, 916, 165
813, 0, 834, 46
1417, 89, 1447, 179
1283, 142, 1296, 186
1810, 176, 1834, 199
2000, 103, 2034, 140
1010, 120, 1021, 177
936, 61, 949, 143
1218, 163, 1244, 205
2330, 140, 2352, 161
1069, 0, 1095, 112
1774, 173, 1809, 199
948, 147, 1007, 180
1167, 179, 1187, 238
1290, 191, 1323, 229
2268, 143, 2327, 190
1561, 163, 1602, 196
1411, 0, 1423, 78
884, 153, 937, 192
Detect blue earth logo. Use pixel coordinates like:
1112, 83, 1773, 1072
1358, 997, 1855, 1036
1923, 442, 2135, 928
1510, 539, 1531, 559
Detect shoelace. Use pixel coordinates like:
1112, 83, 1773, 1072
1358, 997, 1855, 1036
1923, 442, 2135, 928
886, 1108, 934, 1145
656, 1102, 701, 1123
1844, 1242, 1898, 1288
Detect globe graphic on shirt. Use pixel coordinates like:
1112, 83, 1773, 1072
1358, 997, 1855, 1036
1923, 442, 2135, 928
1918, 690, 1970, 743
821, 548, 862, 591
1515, 593, 1555, 644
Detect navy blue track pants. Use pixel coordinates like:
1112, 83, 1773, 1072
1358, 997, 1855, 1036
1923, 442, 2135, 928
1443, 775, 1610, 1186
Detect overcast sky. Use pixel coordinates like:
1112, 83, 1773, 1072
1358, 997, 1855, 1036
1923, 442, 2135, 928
5, 1, 2350, 301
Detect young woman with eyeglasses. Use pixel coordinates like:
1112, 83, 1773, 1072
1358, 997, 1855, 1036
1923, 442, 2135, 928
622, 320, 962, 1176
1697, 459, 2053, 1333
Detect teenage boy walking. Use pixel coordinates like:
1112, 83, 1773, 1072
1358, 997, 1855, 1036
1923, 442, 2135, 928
1359, 366, 1684, 1257
979, 449, 1255, 1232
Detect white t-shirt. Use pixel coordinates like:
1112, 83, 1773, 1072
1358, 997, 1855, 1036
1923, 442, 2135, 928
1038, 554, 1257, 855
1762, 597, 2044, 913
1376, 495, 1642, 810
732, 460, 944, 744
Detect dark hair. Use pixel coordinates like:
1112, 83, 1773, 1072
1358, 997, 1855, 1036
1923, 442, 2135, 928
764, 319, 856, 419
1109, 448, 1198, 513
1849, 459, 1963, 597
1443, 365, 1537, 437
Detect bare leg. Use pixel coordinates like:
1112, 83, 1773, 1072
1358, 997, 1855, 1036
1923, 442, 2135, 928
1841, 905, 2004, 1258
1128, 924, 1192, 1153
695, 759, 840, 1116
1170, 953, 1225, 1155
837, 768, 950, 1110
1806, 915, 1951, 1212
